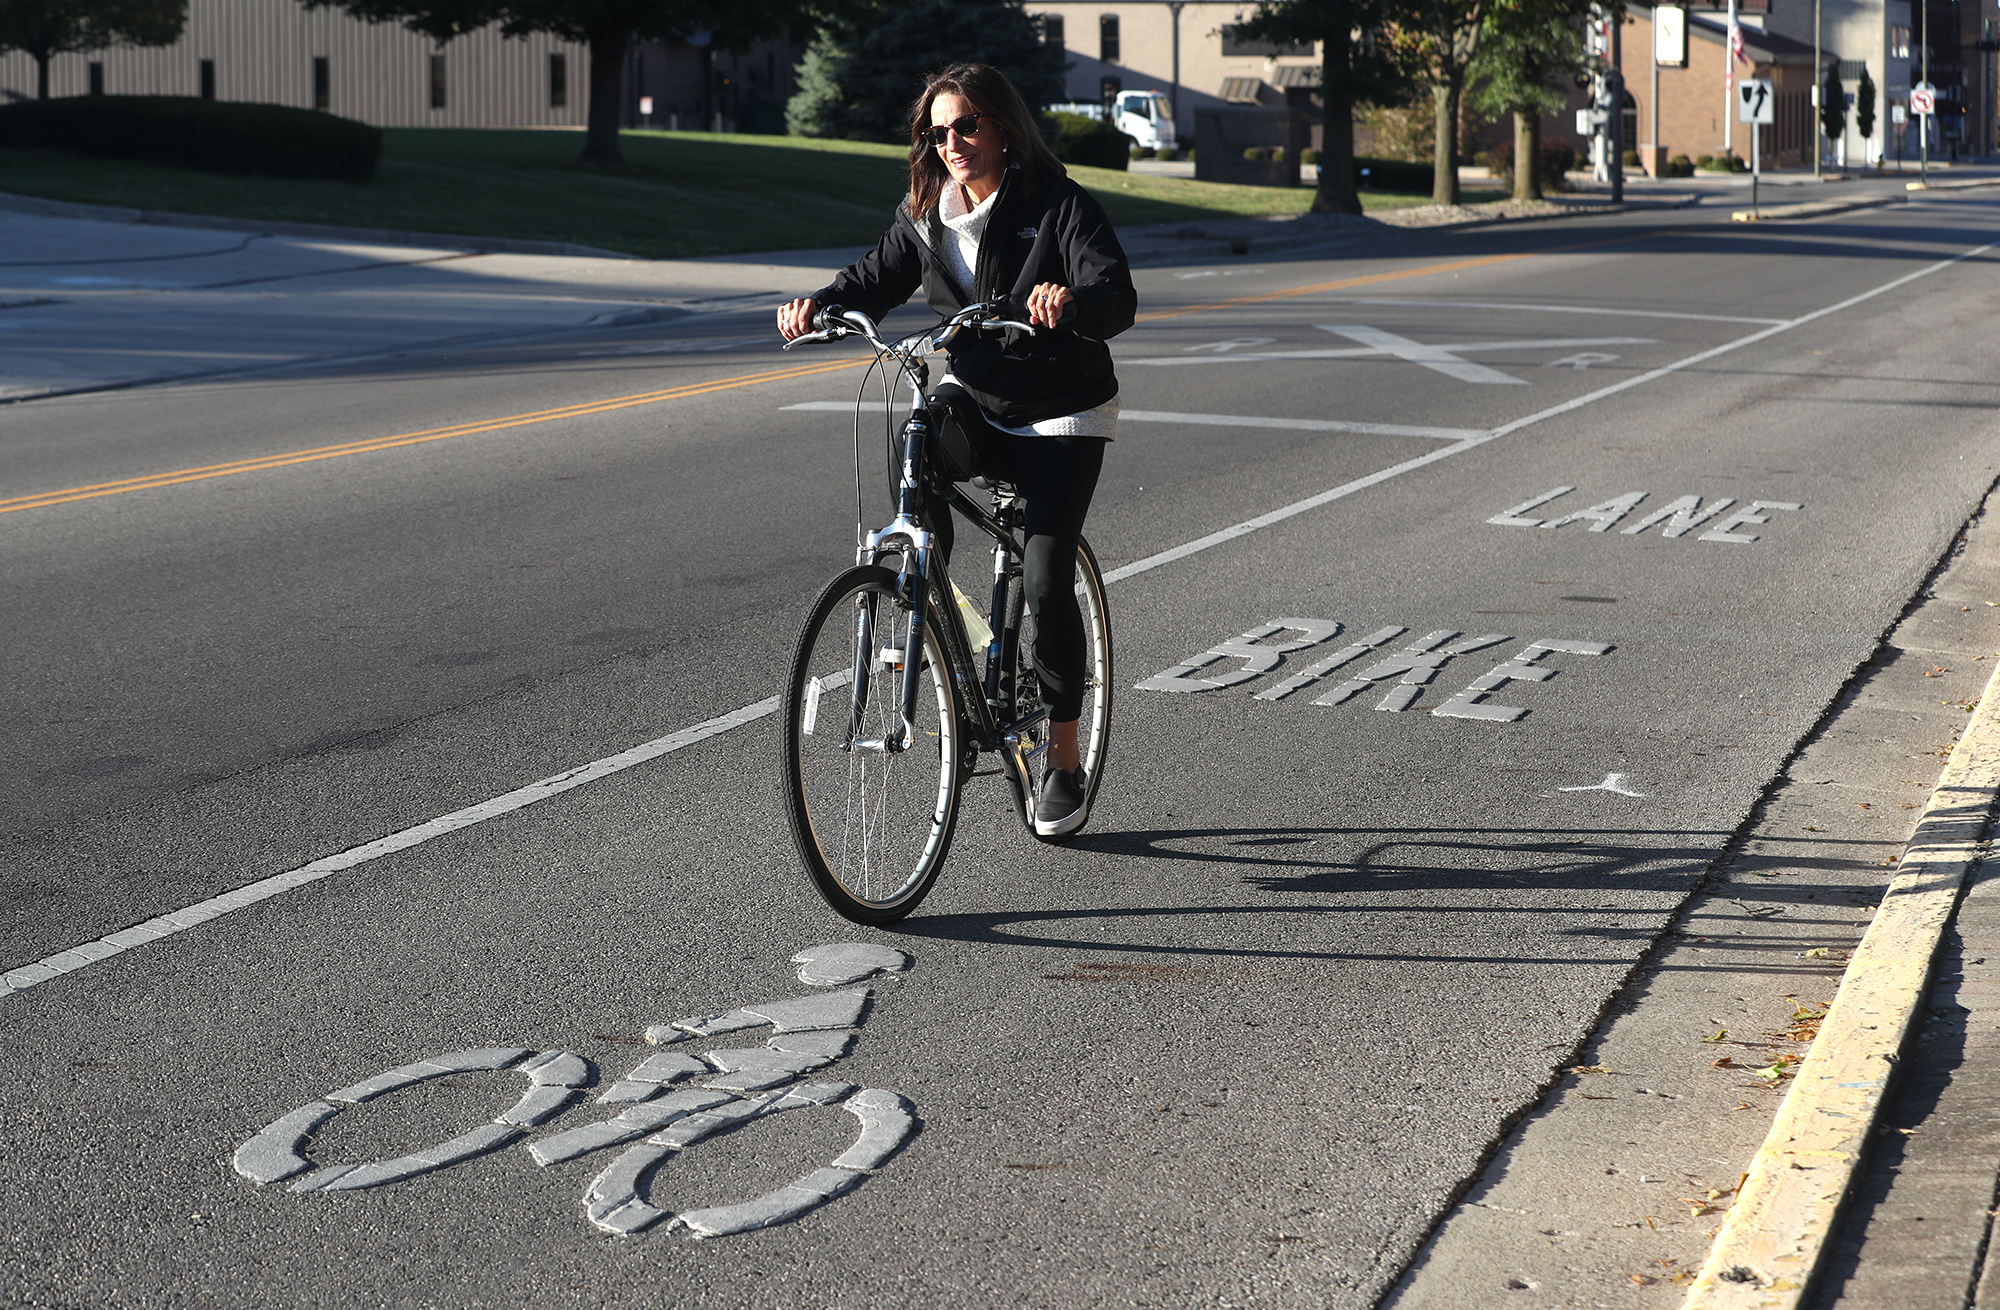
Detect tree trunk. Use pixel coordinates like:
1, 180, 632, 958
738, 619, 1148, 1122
35, 51, 51, 100
1312, 23, 1361, 215
580, 24, 629, 165
1514, 109, 1541, 201
1431, 79, 1461, 205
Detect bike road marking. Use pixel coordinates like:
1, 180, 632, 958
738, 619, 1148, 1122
2, 237, 1989, 1004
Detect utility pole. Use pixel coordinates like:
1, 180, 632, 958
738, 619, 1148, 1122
1167, 2, 1185, 144
1921, 0, 1929, 183
1725, 0, 1738, 153
1813, 0, 1822, 176
1608, 10, 1625, 201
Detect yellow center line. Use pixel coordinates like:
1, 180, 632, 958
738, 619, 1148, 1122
2, 357, 869, 516
7, 235, 1650, 517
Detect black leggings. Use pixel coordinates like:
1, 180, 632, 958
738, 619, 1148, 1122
926, 388, 1106, 723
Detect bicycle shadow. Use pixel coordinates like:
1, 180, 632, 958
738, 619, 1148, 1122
892, 823, 1887, 974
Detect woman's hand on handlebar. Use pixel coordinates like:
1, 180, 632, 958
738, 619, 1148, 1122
777, 297, 818, 341
1026, 282, 1074, 329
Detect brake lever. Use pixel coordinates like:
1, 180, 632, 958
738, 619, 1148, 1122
781, 328, 842, 351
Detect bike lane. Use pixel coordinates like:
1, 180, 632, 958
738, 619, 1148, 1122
4, 202, 1998, 1308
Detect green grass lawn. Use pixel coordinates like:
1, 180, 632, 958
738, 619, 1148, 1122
0, 128, 1497, 259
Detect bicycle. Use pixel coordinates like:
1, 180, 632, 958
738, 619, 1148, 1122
779, 301, 1113, 925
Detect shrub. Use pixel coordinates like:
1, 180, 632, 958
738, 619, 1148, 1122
740, 100, 787, 136
1464, 140, 1572, 192
1043, 111, 1131, 170
1154, 146, 1177, 161
1243, 146, 1266, 161
1666, 153, 1695, 177
1695, 153, 1715, 168
1621, 147, 1640, 167
0, 95, 380, 181
1300, 147, 1320, 166
1129, 144, 1154, 159
1698, 151, 1745, 172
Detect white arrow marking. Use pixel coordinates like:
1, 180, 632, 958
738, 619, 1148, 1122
1126, 332, 1657, 380
1558, 773, 1647, 797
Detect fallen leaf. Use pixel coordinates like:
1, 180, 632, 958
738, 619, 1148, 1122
1632, 1273, 1658, 1286
1570, 1065, 1612, 1075
1711, 1056, 1737, 1068
1702, 1028, 1728, 1043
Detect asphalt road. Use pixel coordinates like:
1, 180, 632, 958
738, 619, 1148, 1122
3, 191, 1998, 1308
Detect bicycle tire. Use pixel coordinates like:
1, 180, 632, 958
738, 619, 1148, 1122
1016, 535, 1113, 840
782, 565, 964, 924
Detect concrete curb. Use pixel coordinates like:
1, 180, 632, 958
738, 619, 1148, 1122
1906, 177, 2000, 192
1730, 194, 1908, 222
0, 190, 638, 260
1681, 653, 2000, 1307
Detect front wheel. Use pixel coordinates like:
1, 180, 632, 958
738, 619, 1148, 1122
782, 566, 964, 924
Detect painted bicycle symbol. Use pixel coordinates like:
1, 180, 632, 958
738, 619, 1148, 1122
233, 943, 919, 1238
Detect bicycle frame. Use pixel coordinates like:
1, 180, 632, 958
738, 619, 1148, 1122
788, 304, 1047, 801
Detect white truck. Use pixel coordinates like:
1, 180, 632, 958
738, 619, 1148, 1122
1048, 90, 1178, 152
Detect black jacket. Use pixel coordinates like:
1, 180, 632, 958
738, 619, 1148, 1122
811, 167, 1137, 428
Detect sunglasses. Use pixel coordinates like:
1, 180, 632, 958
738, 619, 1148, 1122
922, 113, 984, 149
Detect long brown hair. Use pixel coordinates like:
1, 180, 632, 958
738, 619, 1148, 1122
906, 63, 1066, 219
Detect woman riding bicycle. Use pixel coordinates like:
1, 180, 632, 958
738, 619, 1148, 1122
777, 62, 1136, 838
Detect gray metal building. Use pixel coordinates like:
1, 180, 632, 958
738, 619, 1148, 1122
0, 0, 800, 132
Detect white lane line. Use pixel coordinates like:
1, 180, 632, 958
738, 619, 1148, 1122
6, 237, 1991, 1004
1347, 298, 1788, 325
0, 697, 780, 1000
786, 401, 1482, 441
1119, 411, 1480, 441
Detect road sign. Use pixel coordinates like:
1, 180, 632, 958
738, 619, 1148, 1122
1737, 79, 1775, 125
1892, 103, 1909, 124
1912, 85, 1936, 115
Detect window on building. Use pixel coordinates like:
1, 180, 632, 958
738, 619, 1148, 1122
549, 52, 567, 108
313, 56, 329, 110
1221, 26, 1315, 57
199, 59, 215, 100
1891, 24, 1910, 58
88, 62, 104, 95
430, 53, 447, 109
1099, 15, 1119, 64
1041, 14, 1065, 47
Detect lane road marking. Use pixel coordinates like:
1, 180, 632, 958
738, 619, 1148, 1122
2, 236, 1991, 1003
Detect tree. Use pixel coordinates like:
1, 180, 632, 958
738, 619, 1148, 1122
302, 0, 841, 164
1856, 63, 1876, 154
1819, 63, 1847, 146
1384, 0, 1494, 204
1471, 0, 1589, 200
0, 0, 185, 100
1225, 0, 1407, 215
786, 0, 1062, 142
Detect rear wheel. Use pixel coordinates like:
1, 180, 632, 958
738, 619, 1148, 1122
782, 566, 963, 924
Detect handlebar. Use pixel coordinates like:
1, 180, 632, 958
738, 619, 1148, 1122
780, 300, 1035, 353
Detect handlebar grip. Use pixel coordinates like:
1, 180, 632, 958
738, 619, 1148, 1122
811, 304, 845, 333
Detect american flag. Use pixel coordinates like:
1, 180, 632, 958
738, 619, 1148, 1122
1729, 22, 1750, 68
